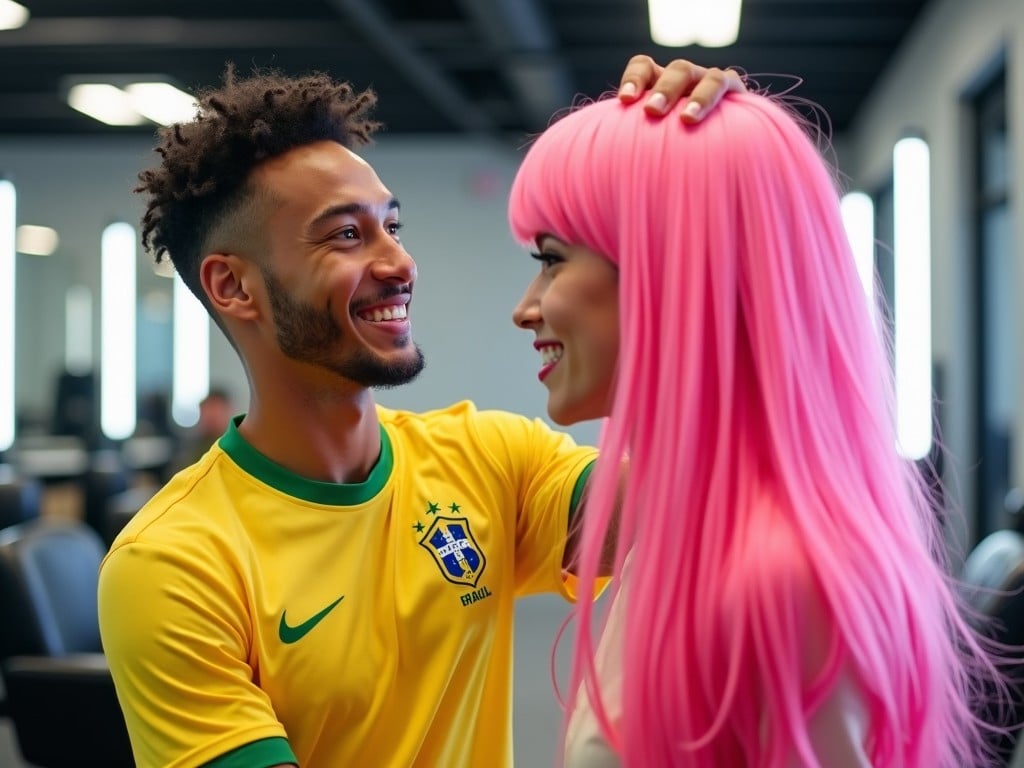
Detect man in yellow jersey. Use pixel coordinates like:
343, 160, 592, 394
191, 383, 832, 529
97, 57, 742, 768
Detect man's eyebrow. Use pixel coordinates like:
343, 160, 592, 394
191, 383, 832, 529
305, 198, 401, 234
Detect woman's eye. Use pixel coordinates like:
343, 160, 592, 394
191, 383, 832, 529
530, 251, 562, 270
386, 221, 403, 238
334, 227, 358, 240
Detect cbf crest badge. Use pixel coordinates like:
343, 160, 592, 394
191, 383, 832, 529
419, 515, 487, 588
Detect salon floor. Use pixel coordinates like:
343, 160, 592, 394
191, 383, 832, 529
0, 594, 577, 768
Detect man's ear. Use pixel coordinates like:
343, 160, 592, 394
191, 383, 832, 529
200, 253, 260, 321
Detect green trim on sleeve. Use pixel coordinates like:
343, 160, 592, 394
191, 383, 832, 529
203, 737, 297, 768
569, 459, 597, 522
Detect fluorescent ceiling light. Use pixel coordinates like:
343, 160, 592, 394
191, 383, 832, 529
648, 0, 742, 47
125, 82, 197, 126
68, 83, 147, 126
66, 79, 196, 127
16, 224, 59, 256
0, 181, 14, 452
892, 136, 932, 461
840, 192, 876, 309
172, 275, 210, 428
101, 222, 137, 440
0, 0, 28, 31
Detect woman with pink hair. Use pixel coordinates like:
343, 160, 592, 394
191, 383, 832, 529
509, 92, 1002, 766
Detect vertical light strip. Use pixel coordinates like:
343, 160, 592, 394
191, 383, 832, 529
101, 222, 137, 440
893, 136, 932, 460
64, 285, 93, 374
172, 275, 210, 427
0, 180, 14, 452
840, 191, 877, 311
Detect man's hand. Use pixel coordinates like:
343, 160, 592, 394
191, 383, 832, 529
617, 55, 747, 123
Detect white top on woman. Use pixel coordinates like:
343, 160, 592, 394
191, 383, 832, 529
563, 562, 872, 767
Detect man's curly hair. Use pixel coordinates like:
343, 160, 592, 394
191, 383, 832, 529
135, 63, 380, 308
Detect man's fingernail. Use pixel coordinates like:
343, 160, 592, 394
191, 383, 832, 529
620, 82, 637, 98
645, 92, 667, 113
683, 101, 703, 119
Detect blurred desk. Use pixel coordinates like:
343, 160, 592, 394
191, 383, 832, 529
8, 436, 90, 481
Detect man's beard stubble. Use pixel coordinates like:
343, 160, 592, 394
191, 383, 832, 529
262, 269, 425, 389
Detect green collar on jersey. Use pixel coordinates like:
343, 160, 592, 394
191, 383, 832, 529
218, 415, 393, 506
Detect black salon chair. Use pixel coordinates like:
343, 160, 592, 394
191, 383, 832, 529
0, 518, 133, 767
82, 449, 130, 542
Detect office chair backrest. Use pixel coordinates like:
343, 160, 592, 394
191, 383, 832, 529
52, 369, 98, 447
961, 492, 1024, 765
0, 465, 41, 532
0, 519, 106, 659
0, 519, 133, 766
963, 529, 1024, 624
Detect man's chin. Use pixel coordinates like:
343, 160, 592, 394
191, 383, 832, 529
359, 346, 426, 389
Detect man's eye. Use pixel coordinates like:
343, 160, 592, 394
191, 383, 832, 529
333, 227, 358, 240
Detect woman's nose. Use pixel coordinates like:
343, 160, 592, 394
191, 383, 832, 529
512, 279, 542, 329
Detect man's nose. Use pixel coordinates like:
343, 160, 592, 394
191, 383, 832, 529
372, 239, 417, 283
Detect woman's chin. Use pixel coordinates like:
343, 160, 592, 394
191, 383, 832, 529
547, 398, 608, 427
549, 411, 577, 427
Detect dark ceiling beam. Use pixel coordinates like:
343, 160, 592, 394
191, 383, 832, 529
325, 0, 495, 135
0, 18, 348, 47
0, 93, 73, 117
565, 46, 893, 75
454, 0, 574, 130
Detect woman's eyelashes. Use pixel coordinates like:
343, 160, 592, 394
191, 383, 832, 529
530, 250, 563, 270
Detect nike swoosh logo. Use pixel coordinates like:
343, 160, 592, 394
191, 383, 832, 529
278, 596, 345, 644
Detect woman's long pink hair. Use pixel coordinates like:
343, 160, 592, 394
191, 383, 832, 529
508, 93, 999, 766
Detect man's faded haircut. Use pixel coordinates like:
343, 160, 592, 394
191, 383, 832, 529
135, 63, 380, 312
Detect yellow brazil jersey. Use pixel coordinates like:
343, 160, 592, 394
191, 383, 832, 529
98, 400, 597, 768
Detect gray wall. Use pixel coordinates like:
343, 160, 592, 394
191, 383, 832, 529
844, 0, 1024, 542
3, 133, 599, 448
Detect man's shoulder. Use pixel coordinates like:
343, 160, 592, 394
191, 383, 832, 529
106, 449, 239, 554
375, 402, 576, 475
377, 400, 536, 432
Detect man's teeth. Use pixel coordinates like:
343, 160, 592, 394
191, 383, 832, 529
540, 345, 563, 365
361, 305, 408, 322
